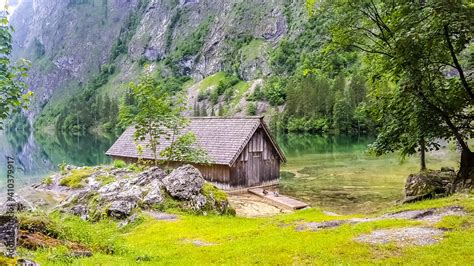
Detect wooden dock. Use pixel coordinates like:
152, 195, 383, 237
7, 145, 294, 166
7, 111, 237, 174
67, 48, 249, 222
248, 188, 309, 210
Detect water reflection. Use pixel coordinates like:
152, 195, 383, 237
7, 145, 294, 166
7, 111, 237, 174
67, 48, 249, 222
0, 130, 115, 192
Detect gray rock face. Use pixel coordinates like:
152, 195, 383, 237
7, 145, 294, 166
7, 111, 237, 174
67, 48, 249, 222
131, 167, 166, 186
403, 169, 455, 203
9, 0, 308, 124
163, 165, 204, 200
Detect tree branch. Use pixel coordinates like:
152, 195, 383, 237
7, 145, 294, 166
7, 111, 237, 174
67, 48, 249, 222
444, 24, 474, 104
414, 87, 471, 152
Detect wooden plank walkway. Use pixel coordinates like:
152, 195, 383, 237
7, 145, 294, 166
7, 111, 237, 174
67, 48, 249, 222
248, 188, 309, 210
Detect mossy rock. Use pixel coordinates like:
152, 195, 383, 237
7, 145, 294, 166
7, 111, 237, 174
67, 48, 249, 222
59, 169, 94, 189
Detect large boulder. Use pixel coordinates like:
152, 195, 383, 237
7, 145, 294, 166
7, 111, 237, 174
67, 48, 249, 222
403, 169, 455, 203
162, 165, 204, 200
130, 167, 166, 186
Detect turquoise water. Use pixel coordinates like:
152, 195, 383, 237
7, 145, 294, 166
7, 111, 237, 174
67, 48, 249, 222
278, 134, 459, 214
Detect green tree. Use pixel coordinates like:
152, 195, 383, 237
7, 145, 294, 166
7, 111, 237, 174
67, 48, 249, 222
120, 75, 209, 165
160, 132, 211, 164
332, 91, 352, 133
320, 0, 474, 187
0, 12, 31, 129
119, 76, 184, 164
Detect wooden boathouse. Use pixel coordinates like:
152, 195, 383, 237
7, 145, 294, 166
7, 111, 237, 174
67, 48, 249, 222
105, 117, 286, 190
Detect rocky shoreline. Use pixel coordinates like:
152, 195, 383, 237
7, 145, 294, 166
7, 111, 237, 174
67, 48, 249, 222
32, 164, 235, 220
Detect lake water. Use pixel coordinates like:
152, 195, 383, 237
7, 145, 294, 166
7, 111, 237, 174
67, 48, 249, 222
278, 134, 459, 214
0, 130, 114, 192
0, 130, 460, 214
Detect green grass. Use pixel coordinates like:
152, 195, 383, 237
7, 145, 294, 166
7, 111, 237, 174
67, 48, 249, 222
20, 193, 474, 265
197, 72, 227, 92
113, 160, 127, 169
229, 80, 251, 107
240, 39, 267, 61
59, 168, 94, 189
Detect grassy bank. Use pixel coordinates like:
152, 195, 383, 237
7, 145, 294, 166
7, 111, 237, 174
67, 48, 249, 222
15, 193, 474, 265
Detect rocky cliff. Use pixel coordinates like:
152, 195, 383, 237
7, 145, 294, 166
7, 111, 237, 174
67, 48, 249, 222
9, 0, 306, 127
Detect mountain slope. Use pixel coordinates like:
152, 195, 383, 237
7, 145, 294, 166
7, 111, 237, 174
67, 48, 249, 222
10, 0, 307, 132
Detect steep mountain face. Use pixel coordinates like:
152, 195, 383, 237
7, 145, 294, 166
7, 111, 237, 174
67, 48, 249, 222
11, 0, 139, 120
10, 0, 306, 128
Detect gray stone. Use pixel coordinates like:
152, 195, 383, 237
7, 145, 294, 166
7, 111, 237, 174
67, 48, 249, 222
190, 194, 207, 211
0, 194, 36, 214
131, 167, 166, 186
144, 211, 178, 221
163, 165, 204, 200
118, 213, 140, 228
355, 227, 445, 246
17, 258, 40, 266
142, 190, 164, 206
107, 200, 135, 219
296, 220, 347, 231
116, 185, 144, 202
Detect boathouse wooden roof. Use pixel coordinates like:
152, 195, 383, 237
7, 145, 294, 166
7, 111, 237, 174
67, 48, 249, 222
105, 117, 286, 166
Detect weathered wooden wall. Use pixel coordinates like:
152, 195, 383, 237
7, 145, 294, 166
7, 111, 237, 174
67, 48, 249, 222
230, 127, 280, 188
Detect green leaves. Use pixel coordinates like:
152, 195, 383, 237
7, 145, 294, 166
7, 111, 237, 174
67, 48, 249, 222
322, 0, 473, 164
0, 14, 31, 129
120, 75, 208, 164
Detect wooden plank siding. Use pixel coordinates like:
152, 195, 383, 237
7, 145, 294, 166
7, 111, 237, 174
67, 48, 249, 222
230, 126, 280, 188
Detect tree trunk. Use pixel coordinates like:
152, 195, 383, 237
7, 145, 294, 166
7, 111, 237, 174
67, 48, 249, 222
454, 149, 474, 191
420, 138, 426, 171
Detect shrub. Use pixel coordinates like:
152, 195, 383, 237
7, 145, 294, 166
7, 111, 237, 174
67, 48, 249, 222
210, 89, 219, 105
58, 162, 67, 174
127, 163, 144, 173
224, 87, 234, 102
113, 160, 127, 169
197, 89, 208, 101
264, 77, 286, 106
247, 85, 265, 101
202, 183, 228, 202
246, 102, 257, 115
